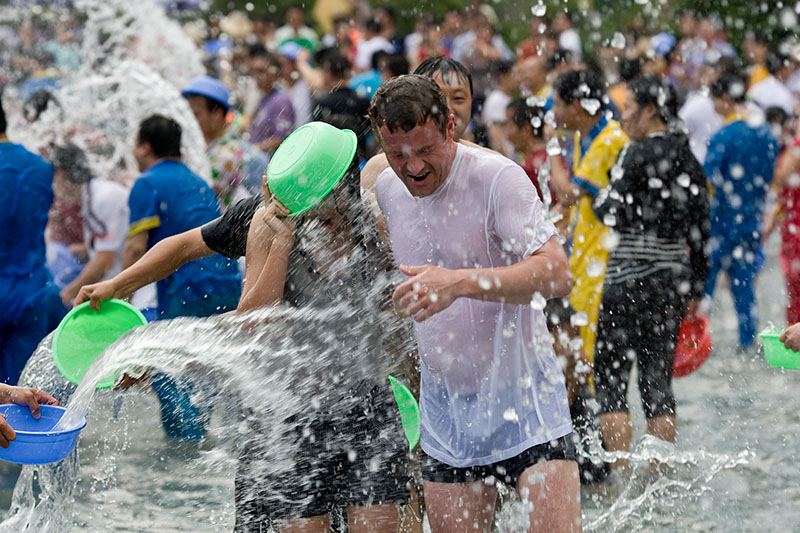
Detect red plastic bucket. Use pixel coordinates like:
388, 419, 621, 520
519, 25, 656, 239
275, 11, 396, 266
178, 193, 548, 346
674, 313, 712, 378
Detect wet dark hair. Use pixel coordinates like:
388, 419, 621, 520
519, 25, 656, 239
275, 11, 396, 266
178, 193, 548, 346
137, 114, 182, 158
553, 69, 606, 114
24, 90, 60, 122
628, 74, 679, 125
53, 143, 107, 237
508, 98, 546, 138
493, 59, 515, 77
185, 94, 226, 116
249, 44, 282, 69
765, 105, 789, 127
383, 53, 410, 77
371, 49, 389, 71
766, 49, 790, 75
322, 53, 350, 80
710, 71, 747, 103
52, 143, 94, 184
547, 49, 573, 71
619, 58, 642, 83
368, 74, 449, 136
413, 56, 474, 97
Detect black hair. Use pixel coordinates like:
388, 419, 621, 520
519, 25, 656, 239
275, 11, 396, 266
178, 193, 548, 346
493, 59, 516, 77
765, 105, 789, 127
365, 17, 382, 35
766, 49, 790, 75
383, 53, 410, 77
52, 143, 94, 184
627, 74, 679, 125
370, 49, 390, 71
137, 114, 182, 158
185, 93, 226, 115
0, 92, 5, 133
553, 69, 606, 114
53, 143, 107, 237
618, 58, 642, 83
710, 71, 747, 103
508, 98, 546, 138
24, 90, 60, 122
547, 49, 573, 71
413, 56, 474, 97
322, 53, 350, 80
249, 44, 282, 69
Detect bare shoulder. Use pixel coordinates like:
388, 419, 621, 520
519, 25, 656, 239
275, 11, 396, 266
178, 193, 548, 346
458, 139, 500, 155
360, 152, 390, 192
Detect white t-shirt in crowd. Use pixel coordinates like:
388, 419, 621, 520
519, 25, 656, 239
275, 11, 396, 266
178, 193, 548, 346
354, 36, 394, 71
375, 144, 572, 467
558, 28, 582, 62
81, 178, 129, 280
679, 90, 723, 165
481, 89, 512, 126
748, 75, 796, 115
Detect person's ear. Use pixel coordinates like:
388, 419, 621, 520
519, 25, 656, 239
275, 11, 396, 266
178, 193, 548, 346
446, 113, 456, 140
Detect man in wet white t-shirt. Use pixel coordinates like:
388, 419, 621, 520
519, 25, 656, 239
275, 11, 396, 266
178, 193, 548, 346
369, 74, 581, 533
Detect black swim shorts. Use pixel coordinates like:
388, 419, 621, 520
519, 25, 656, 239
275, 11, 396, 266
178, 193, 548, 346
233, 382, 410, 530
420, 434, 576, 486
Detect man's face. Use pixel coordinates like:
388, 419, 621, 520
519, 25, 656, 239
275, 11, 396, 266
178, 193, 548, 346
622, 92, 646, 141
380, 116, 456, 198
186, 96, 225, 141
552, 92, 574, 130
250, 57, 280, 92
431, 71, 471, 141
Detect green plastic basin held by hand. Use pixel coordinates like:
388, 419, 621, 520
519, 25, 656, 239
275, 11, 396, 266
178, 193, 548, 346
759, 328, 800, 370
266, 122, 357, 216
388, 375, 420, 451
52, 299, 148, 389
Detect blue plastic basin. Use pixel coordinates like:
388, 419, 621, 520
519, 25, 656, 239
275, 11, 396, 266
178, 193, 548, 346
0, 404, 87, 465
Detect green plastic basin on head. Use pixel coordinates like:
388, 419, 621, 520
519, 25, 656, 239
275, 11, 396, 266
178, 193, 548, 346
759, 328, 800, 370
52, 299, 148, 389
388, 375, 420, 451
266, 122, 357, 216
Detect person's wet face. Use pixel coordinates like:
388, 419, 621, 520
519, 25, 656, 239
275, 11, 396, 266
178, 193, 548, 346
186, 96, 226, 142
431, 71, 472, 141
379, 116, 456, 198
250, 57, 281, 92
552, 91, 573, 130
622, 92, 646, 141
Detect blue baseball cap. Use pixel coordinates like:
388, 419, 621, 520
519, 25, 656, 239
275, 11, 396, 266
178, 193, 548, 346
651, 33, 676, 58
181, 76, 230, 110
278, 41, 303, 61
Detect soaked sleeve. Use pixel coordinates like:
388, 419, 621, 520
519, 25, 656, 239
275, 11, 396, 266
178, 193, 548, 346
127, 178, 159, 237
201, 194, 263, 258
592, 143, 636, 227
684, 144, 711, 300
490, 163, 557, 258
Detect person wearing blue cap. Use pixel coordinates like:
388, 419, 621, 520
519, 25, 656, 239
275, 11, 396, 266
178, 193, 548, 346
0, 96, 67, 385
182, 76, 267, 210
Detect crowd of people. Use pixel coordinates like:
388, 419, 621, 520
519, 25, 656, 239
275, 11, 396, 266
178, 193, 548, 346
4, 2, 800, 532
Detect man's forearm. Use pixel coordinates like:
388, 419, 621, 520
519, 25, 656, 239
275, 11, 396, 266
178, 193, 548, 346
455, 236, 572, 304
115, 229, 213, 298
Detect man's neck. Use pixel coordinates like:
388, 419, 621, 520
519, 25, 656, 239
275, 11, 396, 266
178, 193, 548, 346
577, 114, 602, 136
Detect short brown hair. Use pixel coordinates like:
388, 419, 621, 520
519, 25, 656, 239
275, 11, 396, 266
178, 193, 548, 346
368, 75, 449, 137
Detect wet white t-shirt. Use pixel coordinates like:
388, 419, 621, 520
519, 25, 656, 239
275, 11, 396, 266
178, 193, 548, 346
82, 178, 129, 280
376, 144, 572, 467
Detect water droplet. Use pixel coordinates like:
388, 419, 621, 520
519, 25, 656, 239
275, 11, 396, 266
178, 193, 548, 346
429, 292, 439, 303
531, 3, 547, 16
677, 173, 691, 187
580, 98, 601, 115
648, 177, 663, 188
587, 260, 604, 277
531, 292, 547, 310
546, 137, 562, 156
503, 408, 519, 422
610, 32, 626, 49
571, 312, 589, 327
731, 164, 745, 179
603, 213, 616, 227
478, 276, 492, 290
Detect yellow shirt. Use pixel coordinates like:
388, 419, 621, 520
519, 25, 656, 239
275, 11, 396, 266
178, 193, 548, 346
749, 64, 769, 88
568, 117, 629, 361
